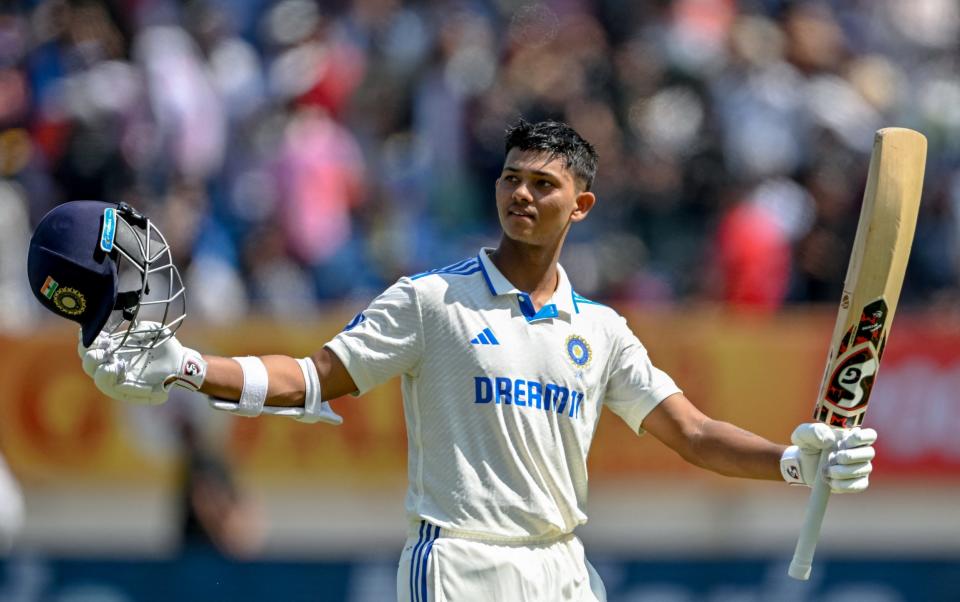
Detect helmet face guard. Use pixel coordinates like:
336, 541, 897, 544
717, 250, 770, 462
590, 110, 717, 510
104, 203, 186, 352
28, 200, 187, 351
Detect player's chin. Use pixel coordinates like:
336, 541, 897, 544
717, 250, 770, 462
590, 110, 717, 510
500, 218, 535, 239
501, 227, 539, 245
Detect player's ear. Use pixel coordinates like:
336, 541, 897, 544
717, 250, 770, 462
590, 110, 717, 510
570, 191, 596, 223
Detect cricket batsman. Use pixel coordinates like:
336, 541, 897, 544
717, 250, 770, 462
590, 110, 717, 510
28, 120, 877, 600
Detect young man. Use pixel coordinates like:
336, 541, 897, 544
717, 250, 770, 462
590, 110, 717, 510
76, 120, 876, 601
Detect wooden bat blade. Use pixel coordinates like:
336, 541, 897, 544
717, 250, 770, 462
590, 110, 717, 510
813, 127, 927, 429
788, 127, 927, 581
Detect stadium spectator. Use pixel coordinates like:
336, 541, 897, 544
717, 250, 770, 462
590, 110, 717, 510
3, 0, 959, 313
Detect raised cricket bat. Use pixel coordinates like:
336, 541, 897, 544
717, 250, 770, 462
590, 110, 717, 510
787, 128, 927, 581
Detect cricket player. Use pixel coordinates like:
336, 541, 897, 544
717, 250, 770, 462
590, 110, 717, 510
35, 120, 877, 601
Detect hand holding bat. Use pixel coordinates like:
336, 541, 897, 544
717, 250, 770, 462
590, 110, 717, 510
787, 128, 927, 580
780, 423, 877, 492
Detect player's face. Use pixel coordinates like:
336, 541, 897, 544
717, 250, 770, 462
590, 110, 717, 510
495, 149, 594, 247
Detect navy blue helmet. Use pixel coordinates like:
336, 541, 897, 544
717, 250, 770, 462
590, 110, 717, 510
28, 201, 186, 349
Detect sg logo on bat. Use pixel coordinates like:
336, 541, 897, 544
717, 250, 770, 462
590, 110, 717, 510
818, 298, 888, 427
828, 348, 879, 410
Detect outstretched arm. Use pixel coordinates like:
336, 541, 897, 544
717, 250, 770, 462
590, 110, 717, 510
80, 324, 356, 423
641, 393, 877, 493
201, 348, 358, 407
642, 393, 785, 480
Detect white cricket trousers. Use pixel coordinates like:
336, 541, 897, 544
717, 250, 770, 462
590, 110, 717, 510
397, 520, 607, 602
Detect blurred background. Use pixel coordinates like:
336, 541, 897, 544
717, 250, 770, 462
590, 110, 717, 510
1, 0, 959, 600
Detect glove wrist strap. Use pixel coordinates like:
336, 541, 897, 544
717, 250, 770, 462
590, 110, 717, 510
780, 445, 805, 486
173, 348, 206, 391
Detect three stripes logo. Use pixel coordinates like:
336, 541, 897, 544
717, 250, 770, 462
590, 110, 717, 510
470, 327, 499, 346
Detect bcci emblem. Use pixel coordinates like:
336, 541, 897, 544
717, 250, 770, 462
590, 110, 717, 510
53, 287, 86, 316
565, 335, 591, 368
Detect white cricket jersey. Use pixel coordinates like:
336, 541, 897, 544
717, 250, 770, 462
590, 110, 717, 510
326, 249, 681, 541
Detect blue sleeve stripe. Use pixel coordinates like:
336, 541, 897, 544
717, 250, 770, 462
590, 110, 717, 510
410, 259, 480, 280
410, 258, 473, 279
448, 262, 480, 274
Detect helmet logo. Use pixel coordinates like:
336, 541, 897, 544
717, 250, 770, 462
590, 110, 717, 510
53, 287, 87, 316
100, 208, 117, 252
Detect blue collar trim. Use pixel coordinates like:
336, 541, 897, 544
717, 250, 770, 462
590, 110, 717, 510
517, 293, 559, 322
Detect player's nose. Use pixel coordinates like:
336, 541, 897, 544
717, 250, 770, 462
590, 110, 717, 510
512, 183, 533, 204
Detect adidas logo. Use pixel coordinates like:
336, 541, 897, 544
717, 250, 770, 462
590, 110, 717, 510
470, 327, 500, 346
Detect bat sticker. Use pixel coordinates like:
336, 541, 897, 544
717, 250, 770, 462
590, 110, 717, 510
820, 299, 888, 420
825, 347, 878, 410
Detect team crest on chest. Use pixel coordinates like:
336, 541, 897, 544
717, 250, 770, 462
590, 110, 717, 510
565, 334, 591, 368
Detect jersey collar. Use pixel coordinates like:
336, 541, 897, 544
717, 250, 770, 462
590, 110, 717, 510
477, 248, 575, 322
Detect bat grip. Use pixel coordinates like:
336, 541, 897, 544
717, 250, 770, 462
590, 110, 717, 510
788, 448, 832, 580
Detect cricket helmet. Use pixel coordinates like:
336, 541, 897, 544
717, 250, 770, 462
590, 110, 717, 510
27, 200, 186, 350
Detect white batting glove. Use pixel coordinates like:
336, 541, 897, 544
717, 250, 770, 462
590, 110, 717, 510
77, 322, 207, 405
780, 423, 877, 494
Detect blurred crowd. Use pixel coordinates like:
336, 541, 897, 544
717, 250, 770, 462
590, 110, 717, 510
3, 0, 960, 325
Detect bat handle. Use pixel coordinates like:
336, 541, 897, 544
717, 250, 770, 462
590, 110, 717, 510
788, 448, 832, 580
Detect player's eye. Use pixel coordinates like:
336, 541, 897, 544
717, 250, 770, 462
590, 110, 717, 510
503, 175, 520, 183
538, 180, 554, 189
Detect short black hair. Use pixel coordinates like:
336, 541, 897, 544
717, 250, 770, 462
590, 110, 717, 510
504, 119, 599, 191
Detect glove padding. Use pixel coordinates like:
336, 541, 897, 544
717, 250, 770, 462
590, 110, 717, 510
780, 423, 877, 494
78, 322, 206, 405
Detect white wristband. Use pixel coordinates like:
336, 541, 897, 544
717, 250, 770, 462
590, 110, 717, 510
235, 356, 269, 416
208, 356, 268, 417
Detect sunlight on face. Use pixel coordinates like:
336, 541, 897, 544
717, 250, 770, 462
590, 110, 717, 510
495, 149, 583, 247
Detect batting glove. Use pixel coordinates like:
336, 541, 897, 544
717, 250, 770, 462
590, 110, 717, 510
78, 322, 206, 405
780, 423, 877, 494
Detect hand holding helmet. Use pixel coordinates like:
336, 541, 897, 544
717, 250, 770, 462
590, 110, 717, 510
78, 323, 207, 405
29, 201, 197, 404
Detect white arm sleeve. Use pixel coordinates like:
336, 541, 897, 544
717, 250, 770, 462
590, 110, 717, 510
324, 278, 425, 395
603, 318, 682, 435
